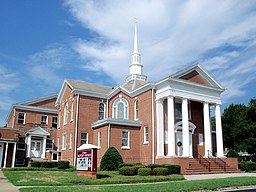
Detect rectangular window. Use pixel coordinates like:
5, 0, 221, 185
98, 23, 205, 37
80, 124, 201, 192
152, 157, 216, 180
17, 136, 26, 150
52, 152, 58, 161
70, 101, 74, 122
143, 126, 149, 144
122, 130, 130, 148
199, 133, 203, 145
52, 116, 58, 128
98, 131, 101, 147
175, 102, 182, 119
80, 132, 88, 145
62, 133, 66, 150
69, 133, 72, 149
41, 115, 48, 124
46, 139, 53, 150
57, 138, 60, 151
17, 112, 25, 124
15, 158, 25, 166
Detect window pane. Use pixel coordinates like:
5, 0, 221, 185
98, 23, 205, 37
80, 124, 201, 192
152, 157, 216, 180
117, 103, 124, 119
52, 153, 58, 161
122, 139, 128, 147
122, 131, 128, 139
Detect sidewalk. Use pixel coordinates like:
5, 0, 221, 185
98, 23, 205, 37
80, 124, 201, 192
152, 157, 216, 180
184, 172, 256, 180
0, 169, 19, 192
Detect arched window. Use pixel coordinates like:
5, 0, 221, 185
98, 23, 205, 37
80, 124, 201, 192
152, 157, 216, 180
112, 98, 129, 119
63, 102, 68, 125
98, 102, 105, 120
134, 100, 138, 120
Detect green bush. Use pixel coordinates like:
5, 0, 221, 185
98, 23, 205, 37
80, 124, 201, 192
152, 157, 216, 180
239, 162, 256, 172
52, 162, 59, 168
138, 168, 152, 176
119, 166, 137, 176
227, 150, 239, 158
163, 164, 181, 174
58, 161, 70, 169
100, 147, 123, 171
118, 163, 134, 169
153, 167, 168, 176
148, 164, 180, 174
31, 161, 42, 168
41, 162, 54, 168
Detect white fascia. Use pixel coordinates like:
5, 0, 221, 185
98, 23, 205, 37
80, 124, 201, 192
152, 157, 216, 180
55, 80, 73, 106
72, 89, 109, 99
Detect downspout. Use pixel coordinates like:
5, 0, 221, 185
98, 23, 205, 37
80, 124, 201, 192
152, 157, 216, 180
108, 124, 110, 149
151, 87, 155, 164
73, 94, 80, 166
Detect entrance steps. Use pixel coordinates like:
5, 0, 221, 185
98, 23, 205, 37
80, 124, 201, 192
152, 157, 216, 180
184, 158, 241, 175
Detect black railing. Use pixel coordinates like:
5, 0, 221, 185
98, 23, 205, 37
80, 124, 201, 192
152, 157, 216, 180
193, 150, 211, 172
208, 150, 226, 172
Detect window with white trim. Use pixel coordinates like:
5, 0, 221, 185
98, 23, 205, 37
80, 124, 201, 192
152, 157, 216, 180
134, 100, 138, 120
70, 100, 74, 122
62, 133, 66, 150
46, 139, 53, 150
144, 126, 149, 144
113, 98, 129, 119
81, 132, 88, 145
63, 102, 68, 125
69, 133, 72, 149
52, 152, 58, 161
41, 115, 48, 124
98, 131, 101, 147
17, 112, 25, 124
98, 102, 105, 120
52, 116, 57, 128
57, 138, 60, 151
122, 130, 130, 148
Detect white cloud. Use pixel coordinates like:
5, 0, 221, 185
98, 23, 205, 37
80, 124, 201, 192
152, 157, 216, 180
64, 0, 256, 102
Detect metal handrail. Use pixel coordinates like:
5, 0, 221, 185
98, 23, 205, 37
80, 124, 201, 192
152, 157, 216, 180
193, 150, 211, 172
208, 150, 226, 171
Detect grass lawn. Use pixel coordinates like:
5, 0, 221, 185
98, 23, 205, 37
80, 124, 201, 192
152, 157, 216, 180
3, 169, 184, 186
19, 177, 256, 192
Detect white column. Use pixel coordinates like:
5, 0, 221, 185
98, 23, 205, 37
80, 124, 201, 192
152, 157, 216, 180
41, 136, 47, 158
3, 143, 9, 168
203, 102, 212, 157
182, 98, 190, 157
167, 96, 176, 157
11, 143, 17, 168
27, 135, 31, 158
215, 104, 224, 157
156, 99, 164, 158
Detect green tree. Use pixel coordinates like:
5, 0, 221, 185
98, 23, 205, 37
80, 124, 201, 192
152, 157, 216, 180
100, 147, 123, 171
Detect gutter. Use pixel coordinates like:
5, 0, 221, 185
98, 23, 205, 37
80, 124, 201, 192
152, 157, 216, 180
73, 94, 80, 166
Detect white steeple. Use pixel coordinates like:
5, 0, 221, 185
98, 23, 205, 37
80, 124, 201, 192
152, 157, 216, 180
126, 18, 147, 82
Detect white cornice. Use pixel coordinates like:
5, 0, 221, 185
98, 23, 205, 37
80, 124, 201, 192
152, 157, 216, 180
13, 105, 57, 114
92, 118, 142, 129
55, 80, 72, 106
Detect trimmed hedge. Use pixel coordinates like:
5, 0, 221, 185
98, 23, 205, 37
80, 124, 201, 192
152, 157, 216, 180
138, 168, 152, 176
58, 161, 70, 169
118, 163, 134, 169
100, 147, 123, 171
119, 166, 138, 176
31, 161, 42, 168
148, 164, 181, 174
239, 162, 256, 172
227, 150, 239, 158
153, 167, 168, 176
41, 162, 54, 168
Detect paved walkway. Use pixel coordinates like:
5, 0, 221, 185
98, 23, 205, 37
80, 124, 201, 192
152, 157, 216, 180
184, 172, 256, 180
0, 169, 19, 192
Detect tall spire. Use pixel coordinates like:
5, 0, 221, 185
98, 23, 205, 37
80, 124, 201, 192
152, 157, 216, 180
133, 18, 139, 54
126, 18, 147, 82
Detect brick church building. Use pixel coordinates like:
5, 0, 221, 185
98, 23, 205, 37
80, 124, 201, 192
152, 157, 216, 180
0, 22, 239, 174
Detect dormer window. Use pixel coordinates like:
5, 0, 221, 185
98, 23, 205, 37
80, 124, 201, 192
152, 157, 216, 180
112, 98, 129, 119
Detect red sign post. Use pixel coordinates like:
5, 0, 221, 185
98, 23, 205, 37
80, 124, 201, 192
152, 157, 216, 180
76, 144, 98, 179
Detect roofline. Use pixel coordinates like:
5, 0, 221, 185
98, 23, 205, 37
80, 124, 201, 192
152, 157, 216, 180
18, 93, 58, 106
55, 79, 73, 106
92, 118, 142, 129
72, 89, 109, 99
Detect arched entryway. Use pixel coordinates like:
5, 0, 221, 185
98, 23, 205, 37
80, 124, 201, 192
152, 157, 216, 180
175, 121, 196, 157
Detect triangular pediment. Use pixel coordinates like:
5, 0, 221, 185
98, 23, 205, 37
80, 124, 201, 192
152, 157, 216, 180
171, 64, 224, 90
27, 127, 50, 136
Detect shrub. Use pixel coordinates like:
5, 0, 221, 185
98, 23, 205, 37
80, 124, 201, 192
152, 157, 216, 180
41, 162, 54, 168
100, 147, 123, 171
58, 161, 70, 169
163, 164, 181, 174
31, 161, 42, 168
118, 163, 134, 169
119, 166, 137, 176
147, 164, 162, 170
52, 162, 59, 168
153, 167, 168, 176
138, 168, 152, 176
239, 162, 256, 172
227, 150, 239, 158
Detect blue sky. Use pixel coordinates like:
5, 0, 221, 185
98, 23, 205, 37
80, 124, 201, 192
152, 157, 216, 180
0, 0, 256, 126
